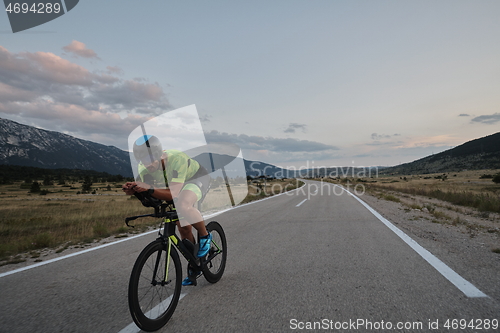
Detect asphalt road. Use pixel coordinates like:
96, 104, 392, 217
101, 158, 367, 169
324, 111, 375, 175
1, 180, 499, 332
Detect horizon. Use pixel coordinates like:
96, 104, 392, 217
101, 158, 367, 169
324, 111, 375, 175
1, 1, 499, 168
2, 115, 499, 170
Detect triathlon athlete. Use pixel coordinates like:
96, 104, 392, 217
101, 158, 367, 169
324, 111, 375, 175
122, 135, 211, 285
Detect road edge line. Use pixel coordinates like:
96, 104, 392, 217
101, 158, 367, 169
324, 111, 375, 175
0, 182, 307, 279
336, 184, 488, 298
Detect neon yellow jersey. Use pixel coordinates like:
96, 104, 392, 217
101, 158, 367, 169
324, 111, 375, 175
137, 149, 200, 188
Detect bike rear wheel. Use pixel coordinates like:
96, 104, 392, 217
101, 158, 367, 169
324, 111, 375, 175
202, 221, 227, 283
128, 239, 182, 332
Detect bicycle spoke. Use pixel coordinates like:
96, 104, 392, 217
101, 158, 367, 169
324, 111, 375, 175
128, 240, 181, 331
202, 222, 227, 284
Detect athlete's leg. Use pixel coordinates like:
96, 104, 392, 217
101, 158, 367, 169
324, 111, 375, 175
175, 221, 194, 243
175, 189, 208, 240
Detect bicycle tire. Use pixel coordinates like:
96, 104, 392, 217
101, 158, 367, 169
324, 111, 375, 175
202, 221, 227, 283
128, 239, 182, 332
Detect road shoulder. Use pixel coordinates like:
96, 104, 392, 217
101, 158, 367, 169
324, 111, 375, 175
356, 190, 500, 302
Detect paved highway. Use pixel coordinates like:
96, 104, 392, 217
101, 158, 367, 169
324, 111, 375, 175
1, 180, 499, 332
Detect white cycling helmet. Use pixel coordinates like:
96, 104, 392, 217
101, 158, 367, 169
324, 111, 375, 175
133, 135, 163, 165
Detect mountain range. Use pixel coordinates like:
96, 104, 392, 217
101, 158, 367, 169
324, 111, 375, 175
382, 132, 500, 175
1, 117, 498, 177
0, 118, 292, 178
0, 118, 132, 176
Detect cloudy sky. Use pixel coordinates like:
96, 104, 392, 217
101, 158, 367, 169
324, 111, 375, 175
1, 1, 499, 168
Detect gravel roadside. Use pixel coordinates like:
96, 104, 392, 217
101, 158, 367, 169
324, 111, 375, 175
357, 189, 500, 302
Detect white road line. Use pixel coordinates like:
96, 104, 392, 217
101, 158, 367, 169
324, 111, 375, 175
0, 183, 307, 279
118, 293, 188, 333
296, 199, 307, 207
0, 230, 158, 279
334, 184, 488, 298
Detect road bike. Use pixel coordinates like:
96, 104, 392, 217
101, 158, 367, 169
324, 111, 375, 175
125, 195, 227, 332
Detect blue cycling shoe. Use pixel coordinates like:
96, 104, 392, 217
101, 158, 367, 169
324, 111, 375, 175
197, 233, 212, 258
182, 267, 200, 286
182, 276, 195, 286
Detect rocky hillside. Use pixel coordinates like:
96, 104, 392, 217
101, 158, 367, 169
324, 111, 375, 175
0, 117, 294, 178
0, 118, 132, 176
384, 132, 500, 175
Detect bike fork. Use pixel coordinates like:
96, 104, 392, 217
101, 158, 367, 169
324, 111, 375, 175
165, 237, 172, 282
150, 239, 173, 285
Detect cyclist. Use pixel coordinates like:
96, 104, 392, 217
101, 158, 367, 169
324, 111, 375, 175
122, 135, 211, 285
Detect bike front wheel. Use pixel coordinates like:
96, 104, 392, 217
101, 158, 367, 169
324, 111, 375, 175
202, 221, 227, 283
128, 239, 182, 332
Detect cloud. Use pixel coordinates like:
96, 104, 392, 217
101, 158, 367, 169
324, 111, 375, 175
62, 40, 100, 59
0, 46, 93, 87
371, 133, 390, 140
205, 130, 338, 153
366, 140, 403, 147
459, 113, 470, 117
471, 113, 500, 125
0, 46, 170, 112
88, 79, 168, 113
362, 134, 457, 164
0, 81, 38, 102
284, 122, 307, 133
106, 66, 123, 75
0, 45, 171, 146
393, 134, 457, 149
371, 133, 401, 140
199, 114, 211, 123
273, 151, 342, 163
0, 99, 146, 134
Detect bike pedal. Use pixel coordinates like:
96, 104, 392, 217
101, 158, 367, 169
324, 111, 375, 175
188, 270, 203, 279
182, 276, 197, 287
188, 277, 197, 286
187, 265, 201, 286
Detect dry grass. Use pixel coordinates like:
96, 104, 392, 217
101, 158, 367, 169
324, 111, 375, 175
316, 172, 499, 251
0, 178, 304, 262
321, 169, 500, 213
201, 183, 249, 212
373, 169, 500, 193
240, 179, 304, 203
0, 182, 154, 261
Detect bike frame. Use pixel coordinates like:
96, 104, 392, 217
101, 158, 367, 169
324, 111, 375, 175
125, 202, 222, 282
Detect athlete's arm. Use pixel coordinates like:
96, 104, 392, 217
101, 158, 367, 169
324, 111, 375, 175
122, 182, 137, 195
132, 181, 184, 201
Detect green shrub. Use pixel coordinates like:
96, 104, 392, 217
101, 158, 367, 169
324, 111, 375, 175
431, 210, 450, 220
93, 223, 110, 238
32, 233, 53, 249
382, 194, 400, 202
30, 182, 41, 193
408, 203, 422, 210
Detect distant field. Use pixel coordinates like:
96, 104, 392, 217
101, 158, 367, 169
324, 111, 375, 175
371, 169, 500, 195
318, 169, 500, 213
364, 169, 500, 213
0, 178, 303, 265
0, 181, 149, 264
